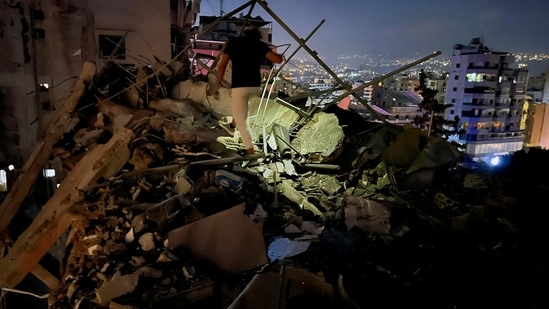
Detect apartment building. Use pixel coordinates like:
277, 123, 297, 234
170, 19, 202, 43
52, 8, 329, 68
388, 74, 420, 92
444, 38, 528, 162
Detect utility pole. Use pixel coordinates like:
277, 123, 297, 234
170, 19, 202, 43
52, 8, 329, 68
220, 0, 224, 15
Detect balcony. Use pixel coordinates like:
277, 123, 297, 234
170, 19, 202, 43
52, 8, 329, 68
464, 86, 495, 94
467, 127, 491, 134
465, 80, 498, 88
467, 132, 524, 142
466, 64, 498, 70
486, 134, 524, 142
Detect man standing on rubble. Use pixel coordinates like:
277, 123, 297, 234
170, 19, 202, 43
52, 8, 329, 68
215, 27, 284, 156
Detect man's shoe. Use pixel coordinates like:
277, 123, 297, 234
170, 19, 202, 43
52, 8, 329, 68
240, 152, 265, 167
242, 157, 261, 167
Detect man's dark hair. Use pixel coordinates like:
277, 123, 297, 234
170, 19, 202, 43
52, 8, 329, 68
243, 27, 261, 40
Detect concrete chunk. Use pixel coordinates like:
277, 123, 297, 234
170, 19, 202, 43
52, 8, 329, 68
95, 272, 139, 305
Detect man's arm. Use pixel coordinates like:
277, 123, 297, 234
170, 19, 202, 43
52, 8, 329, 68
266, 51, 283, 64
216, 53, 231, 87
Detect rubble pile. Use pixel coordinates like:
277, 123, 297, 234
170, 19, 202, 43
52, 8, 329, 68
2, 60, 549, 309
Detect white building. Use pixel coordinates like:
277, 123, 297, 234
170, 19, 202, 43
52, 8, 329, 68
308, 81, 334, 92
444, 38, 528, 161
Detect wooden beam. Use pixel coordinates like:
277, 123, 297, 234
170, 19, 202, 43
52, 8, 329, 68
0, 61, 97, 234
30, 263, 60, 291
0, 128, 134, 288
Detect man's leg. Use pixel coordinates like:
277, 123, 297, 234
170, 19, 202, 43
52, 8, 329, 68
231, 87, 259, 155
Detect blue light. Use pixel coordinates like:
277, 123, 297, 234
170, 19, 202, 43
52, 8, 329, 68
490, 156, 500, 166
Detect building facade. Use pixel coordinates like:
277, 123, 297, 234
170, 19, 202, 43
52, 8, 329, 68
444, 38, 528, 161
524, 100, 549, 149
526, 68, 548, 103
0, 0, 199, 168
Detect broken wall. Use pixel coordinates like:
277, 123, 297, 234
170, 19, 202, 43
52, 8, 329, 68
0, 0, 175, 167
31, 0, 86, 147
0, 1, 39, 165
88, 0, 172, 66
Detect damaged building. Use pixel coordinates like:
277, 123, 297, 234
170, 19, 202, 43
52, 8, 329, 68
1, 1, 549, 309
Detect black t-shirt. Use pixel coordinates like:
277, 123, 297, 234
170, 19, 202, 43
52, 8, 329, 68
223, 36, 272, 88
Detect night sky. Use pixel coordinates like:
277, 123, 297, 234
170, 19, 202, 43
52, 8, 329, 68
199, 0, 549, 62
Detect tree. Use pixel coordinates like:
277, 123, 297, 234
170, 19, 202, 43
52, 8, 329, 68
414, 69, 463, 140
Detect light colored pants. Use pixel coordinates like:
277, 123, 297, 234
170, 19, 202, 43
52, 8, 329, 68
231, 87, 259, 152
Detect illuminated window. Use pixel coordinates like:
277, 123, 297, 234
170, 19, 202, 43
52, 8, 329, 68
39, 80, 52, 110
466, 73, 485, 82
474, 122, 487, 129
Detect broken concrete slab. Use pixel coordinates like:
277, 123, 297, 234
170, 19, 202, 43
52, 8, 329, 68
148, 98, 209, 120
95, 272, 139, 305
171, 79, 232, 116
291, 112, 345, 162
167, 203, 268, 274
